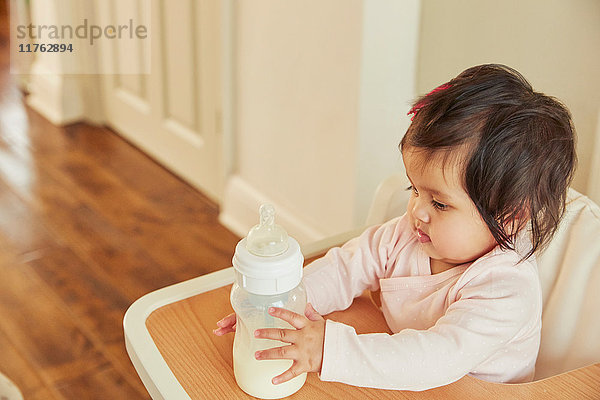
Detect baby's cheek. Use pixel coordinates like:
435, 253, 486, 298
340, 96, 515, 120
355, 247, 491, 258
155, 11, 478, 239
433, 227, 465, 256
432, 236, 454, 258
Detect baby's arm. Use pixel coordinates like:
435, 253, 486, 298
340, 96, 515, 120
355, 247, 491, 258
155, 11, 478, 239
215, 215, 410, 336
318, 262, 542, 390
303, 215, 410, 315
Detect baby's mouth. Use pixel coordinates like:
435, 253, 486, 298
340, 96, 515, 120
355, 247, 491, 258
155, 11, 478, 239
416, 228, 431, 244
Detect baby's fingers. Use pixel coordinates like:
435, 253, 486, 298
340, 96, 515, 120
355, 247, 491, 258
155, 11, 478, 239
271, 362, 304, 385
255, 344, 297, 361
254, 328, 298, 343
213, 313, 237, 336
268, 307, 306, 329
216, 313, 236, 328
213, 323, 236, 336
304, 303, 323, 321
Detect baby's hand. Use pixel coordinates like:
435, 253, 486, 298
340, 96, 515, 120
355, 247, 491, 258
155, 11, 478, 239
254, 303, 325, 385
213, 312, 236, 336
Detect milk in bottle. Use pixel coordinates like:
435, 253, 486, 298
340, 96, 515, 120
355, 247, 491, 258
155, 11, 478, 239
230, 204, 307, 399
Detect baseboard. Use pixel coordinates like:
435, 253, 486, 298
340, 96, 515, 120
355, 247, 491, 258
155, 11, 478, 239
25, 64, 84, 126
218, 175, 327, 247
26, 92, 80, 126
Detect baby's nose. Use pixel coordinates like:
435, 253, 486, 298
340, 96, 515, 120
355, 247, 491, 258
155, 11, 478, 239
411, 200, 430, 223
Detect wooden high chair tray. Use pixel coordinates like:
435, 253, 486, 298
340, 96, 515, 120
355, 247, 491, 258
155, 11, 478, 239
124, 267, 600, 399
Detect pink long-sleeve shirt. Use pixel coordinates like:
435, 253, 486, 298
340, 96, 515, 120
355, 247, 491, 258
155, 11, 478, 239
303, 214, 542, 391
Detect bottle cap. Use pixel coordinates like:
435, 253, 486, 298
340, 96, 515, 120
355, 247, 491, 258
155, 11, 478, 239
232, 204, 303, 295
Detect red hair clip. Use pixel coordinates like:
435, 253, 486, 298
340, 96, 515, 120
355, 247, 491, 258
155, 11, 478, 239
408, 83, 452, 121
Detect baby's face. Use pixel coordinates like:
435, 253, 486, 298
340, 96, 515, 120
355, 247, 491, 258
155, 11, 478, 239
402, 148, 497, 273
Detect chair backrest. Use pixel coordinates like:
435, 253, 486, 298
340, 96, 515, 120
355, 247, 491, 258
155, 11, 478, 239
534, 188, 600, 379
366, 178, 600, 379
365, 175, 410, 226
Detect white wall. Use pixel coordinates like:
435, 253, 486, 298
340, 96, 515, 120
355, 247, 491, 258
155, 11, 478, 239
220, 0, 421, 244
219, 0, 600, 245
354, 0, 420, 224
588, 107, 600, 204
416, 0, 600, 198
226, 0, 362, 243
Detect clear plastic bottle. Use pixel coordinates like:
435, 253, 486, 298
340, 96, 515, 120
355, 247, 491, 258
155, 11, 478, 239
231, 204, 307, 399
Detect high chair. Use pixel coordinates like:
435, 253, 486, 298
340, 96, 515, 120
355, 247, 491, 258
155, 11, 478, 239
0, 371, 23, 400
124, 175, 600, 399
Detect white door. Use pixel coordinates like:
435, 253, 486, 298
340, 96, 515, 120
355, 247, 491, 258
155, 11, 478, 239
97, 0, 224, 201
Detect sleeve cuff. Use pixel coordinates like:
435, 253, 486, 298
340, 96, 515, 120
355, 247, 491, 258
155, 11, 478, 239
318, 319, 352, 382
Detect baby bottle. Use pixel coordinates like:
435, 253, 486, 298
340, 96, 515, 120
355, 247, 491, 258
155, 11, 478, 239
230, 204, 307, 399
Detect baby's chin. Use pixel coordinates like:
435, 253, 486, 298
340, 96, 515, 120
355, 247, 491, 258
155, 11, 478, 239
419, 237, 479, 265
426, 248, 474, 266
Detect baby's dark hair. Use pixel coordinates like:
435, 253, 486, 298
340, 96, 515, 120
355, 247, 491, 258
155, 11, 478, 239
400, 64, 576, 259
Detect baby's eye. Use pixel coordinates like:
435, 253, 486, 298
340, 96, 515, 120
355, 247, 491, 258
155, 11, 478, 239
431, 200, 448, 211
406, 185, 418, 196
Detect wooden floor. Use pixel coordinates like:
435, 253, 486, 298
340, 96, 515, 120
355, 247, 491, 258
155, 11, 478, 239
0, 4, 239, 399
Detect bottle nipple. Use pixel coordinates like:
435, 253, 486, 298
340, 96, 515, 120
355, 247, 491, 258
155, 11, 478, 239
246, 204, 289, 256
